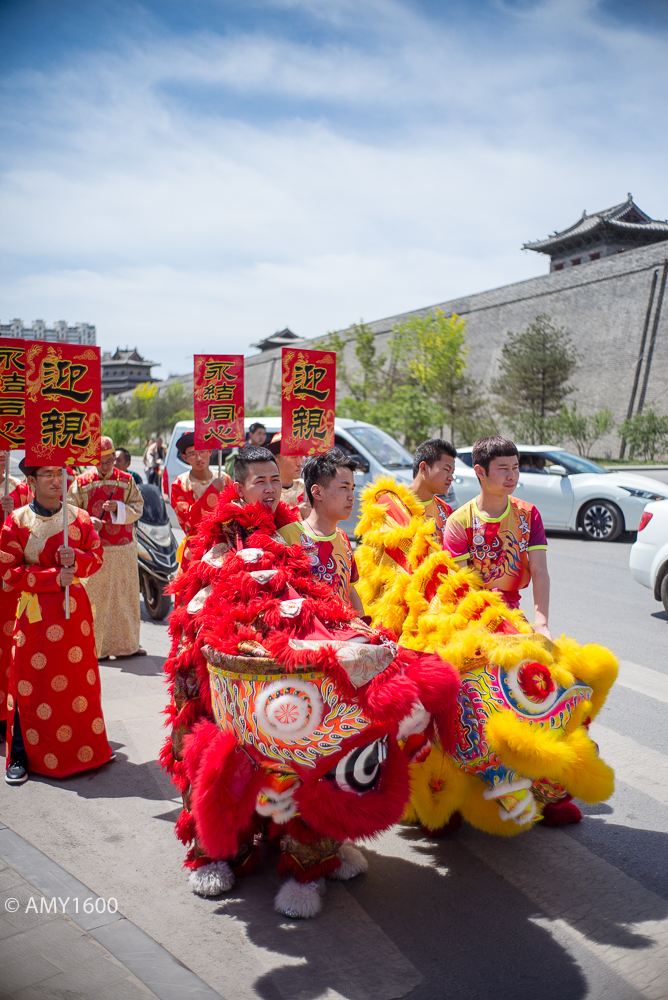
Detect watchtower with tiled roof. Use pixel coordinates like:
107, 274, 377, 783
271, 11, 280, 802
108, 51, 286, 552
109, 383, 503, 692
523, 195, 668, 272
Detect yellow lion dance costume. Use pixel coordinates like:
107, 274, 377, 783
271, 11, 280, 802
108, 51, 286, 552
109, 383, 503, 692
356, 477, 617, 836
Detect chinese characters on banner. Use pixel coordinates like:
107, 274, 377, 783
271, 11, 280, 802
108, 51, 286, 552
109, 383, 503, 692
25, 343, 102, 466
193, 355, 245, 449
0, 337, 26, 450
281, 348, 336, 456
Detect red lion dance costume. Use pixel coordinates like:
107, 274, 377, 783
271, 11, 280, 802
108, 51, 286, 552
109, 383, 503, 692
161, 486, 460, 918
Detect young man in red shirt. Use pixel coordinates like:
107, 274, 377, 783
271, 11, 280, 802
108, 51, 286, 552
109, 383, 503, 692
444, 435, 551, 638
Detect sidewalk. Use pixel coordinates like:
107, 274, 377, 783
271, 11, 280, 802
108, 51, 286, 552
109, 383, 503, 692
0, 821, 223, 1000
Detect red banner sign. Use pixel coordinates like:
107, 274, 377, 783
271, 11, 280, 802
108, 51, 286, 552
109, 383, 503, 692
25, 343, 102, 467
194, 354, 245, 449
281, 347, 336, 456
0, 337, 26, 450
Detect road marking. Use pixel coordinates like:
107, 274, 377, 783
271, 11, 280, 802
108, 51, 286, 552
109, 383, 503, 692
617, 660, 668, 705
462, 825, 668, 1000
591, 724, 668, 809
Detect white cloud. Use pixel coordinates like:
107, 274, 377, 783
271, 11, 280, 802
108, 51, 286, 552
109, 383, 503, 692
1, 0, 667, 377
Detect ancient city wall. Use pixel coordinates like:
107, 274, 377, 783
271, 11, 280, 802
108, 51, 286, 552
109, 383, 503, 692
244, 241, 668, 456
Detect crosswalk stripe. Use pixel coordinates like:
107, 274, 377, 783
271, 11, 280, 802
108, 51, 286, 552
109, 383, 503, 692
617, 661, 668, 705
591, 723, 668, 808
461, 825, 668, 999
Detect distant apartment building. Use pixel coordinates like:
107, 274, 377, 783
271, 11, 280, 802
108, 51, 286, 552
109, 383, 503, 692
0, 318, 96, 345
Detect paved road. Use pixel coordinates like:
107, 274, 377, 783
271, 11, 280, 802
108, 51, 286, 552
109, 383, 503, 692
1, 525, 667, 999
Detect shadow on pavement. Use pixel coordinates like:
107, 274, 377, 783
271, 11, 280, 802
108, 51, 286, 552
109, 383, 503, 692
100, 654, 166, 676
210, 834, 589, 1000
22, 748, 175, 803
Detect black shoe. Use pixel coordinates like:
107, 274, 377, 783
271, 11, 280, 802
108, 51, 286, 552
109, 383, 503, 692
5, 759, 28, 785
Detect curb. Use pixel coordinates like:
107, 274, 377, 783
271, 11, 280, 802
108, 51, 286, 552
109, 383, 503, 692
0, 820, 226, 1000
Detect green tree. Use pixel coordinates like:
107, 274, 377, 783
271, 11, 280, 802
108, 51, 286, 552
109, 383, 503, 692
322, 322, 386, 424
619, 407, 668, 462
557, 404, 614, 457
102, 380, 194, 447
392, 310, 487, 444
101, 417, 132, 448
491, 314, 581, 444
323, 313, 485, 447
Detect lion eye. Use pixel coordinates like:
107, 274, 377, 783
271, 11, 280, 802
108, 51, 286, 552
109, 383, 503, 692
326, 738, 388, 794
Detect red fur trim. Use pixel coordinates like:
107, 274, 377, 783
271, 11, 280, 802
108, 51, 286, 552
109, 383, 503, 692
175, 809, 196, 845
274, 501, 301, 528
542, 798, 582, 826
295, 736, 410, 841
183, 849, 215, 871
188, 725, 266, 860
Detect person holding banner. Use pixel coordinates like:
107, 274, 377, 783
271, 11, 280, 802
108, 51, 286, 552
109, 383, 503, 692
68, 436, 145, 660
266, 432, 310, 516
0, 456, 33, 742
170, 432, 230, 573
3, 460, 111, 785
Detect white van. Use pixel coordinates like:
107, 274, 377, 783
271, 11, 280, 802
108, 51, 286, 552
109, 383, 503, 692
162, 417, 455, 535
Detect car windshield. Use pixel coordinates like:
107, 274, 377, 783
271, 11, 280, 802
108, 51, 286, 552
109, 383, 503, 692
546, 451, 607, 475
347, 426, 413, 469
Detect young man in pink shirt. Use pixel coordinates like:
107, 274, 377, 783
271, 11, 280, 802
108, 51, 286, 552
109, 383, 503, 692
444, 435, 551, 639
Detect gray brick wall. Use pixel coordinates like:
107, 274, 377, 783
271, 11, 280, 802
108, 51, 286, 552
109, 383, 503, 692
244, 242, 668, 456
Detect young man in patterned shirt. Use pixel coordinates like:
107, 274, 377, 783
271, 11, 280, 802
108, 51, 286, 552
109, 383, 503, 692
443, 435, 551, 638
279, 448, 363, 612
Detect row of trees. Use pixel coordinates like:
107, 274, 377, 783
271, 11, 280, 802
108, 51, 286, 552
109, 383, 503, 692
101, 312, 668, 462
325, 311, 668, 461
102, 382, 194, 450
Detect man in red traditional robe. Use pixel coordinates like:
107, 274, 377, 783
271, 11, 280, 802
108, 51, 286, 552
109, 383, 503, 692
169, 432, 230, 574
0, 454, 32, 742
68, 436, 145, 659
3, 462, 111, 785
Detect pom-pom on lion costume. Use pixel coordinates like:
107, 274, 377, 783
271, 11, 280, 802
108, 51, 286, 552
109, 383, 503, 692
355, 477, 618, 836
161, 485, 461, 918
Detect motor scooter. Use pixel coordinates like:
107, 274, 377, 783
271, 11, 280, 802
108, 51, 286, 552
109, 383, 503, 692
136, 483, 178, 620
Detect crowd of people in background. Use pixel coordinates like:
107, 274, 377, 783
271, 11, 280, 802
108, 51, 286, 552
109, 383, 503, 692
1, 419, 550, 795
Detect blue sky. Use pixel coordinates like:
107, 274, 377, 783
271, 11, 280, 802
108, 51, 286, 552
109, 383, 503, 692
1, 0, 667, 377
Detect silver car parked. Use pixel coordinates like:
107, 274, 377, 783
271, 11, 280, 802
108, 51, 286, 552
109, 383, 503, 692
452, 445, 668, 541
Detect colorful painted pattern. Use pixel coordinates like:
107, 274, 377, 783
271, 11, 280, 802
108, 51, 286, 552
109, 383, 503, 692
209, 666, 372, 767
453, 659, 592, 794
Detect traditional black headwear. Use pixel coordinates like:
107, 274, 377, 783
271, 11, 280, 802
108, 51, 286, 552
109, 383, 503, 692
176, 431, 195, 458
18, 458, 39, 478
267, 432, 282, 456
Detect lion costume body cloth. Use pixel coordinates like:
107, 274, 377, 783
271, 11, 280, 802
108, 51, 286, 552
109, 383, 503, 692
355, 476, 618, 836
161, 484, 462, 917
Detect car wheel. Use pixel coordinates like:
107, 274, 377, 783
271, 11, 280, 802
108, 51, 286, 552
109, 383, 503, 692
580, 500, 623, 541
660, 574, 668, 617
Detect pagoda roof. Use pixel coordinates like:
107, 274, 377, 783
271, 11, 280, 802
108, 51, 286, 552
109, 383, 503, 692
101, 347, 155, 365
523, 195, 668, 255
250, 327, 307, 352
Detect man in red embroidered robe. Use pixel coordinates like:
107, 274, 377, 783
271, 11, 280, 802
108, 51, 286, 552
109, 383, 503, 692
170, 432, 231, 574
68, 437, 145, 659
2, 462, 111, 784
0, 455, 32, 741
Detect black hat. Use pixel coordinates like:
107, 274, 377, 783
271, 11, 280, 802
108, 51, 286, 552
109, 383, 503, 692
18, 458, 39, 478
176, 431, 195, 458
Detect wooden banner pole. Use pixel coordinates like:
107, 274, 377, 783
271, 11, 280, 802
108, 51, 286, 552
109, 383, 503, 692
62, 468, 70, 620
3, 451, 9, 498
